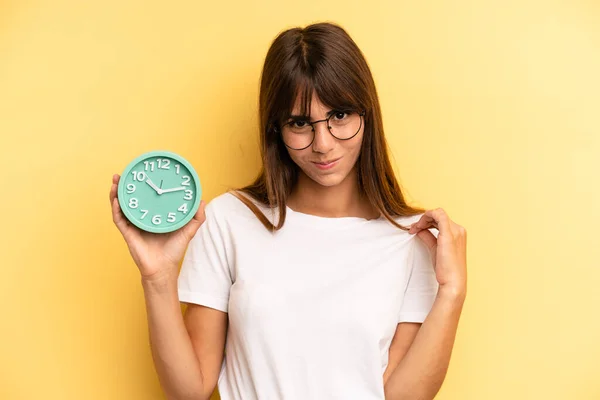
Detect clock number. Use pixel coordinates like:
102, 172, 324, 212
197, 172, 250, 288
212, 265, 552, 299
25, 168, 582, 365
126, 183, 136, 194
157, 158, 171, 169
175, 164, 180, 174
140, 209, 148, 219
167, 212, 176, 223
182, 175, 191, 186
184, 190, 193, 200
152, 215, 162, 225
178, 203, 188, 214
128, 198, 139, 209
143, 161, 155, 172
132, 171, 146, 181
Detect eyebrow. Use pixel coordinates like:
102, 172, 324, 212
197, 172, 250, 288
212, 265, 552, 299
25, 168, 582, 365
288, 109, 339, 121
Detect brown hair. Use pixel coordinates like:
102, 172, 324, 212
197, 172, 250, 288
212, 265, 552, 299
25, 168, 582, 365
228, 21, 425, 232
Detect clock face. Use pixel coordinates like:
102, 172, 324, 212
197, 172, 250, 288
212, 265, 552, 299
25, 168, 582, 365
118, 150, 202, 233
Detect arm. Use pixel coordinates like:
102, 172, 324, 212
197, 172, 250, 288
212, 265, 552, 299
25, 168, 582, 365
384, 209, 467, 399
383, 323, 421, 386
142, 272, 227, 400
110, 175, 229, 400
383, 287, 465, 400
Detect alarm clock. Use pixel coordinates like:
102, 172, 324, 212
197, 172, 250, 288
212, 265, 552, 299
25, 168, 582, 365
117, 150, 202, 233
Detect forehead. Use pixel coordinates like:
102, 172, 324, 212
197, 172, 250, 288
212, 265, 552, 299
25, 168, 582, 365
290, 89, 331, 116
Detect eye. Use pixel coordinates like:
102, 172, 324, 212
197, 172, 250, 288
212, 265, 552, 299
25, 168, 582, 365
331, 111, 349, 121
288, 119, 310, 129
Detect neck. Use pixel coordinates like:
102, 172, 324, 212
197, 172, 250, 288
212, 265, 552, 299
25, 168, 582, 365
287, 166, 378, 219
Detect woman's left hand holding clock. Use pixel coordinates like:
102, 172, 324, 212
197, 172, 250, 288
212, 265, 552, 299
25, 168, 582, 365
109, 173, 206, 282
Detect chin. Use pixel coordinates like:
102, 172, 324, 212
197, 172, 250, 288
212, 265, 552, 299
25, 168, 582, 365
306, 171, 347, 187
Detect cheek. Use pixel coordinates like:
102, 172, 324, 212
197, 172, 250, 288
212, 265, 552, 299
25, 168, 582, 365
286, 150, 304, 167
285, 134, 364, 170
344, 136, 364, 163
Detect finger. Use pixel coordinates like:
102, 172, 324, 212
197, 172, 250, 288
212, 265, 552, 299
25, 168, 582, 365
182, 200, 207, 240
111, 195, 130, 233
109, 174, 121, 203
415, 228, 437, 252
409, 209, 449, 234
426, 208, 451, 234
110, 175, 130, 235
408, 213, 437, 233
109, 174, 123, 219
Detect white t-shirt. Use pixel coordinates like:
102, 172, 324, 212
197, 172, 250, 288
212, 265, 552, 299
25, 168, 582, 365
177, 191, 439, 400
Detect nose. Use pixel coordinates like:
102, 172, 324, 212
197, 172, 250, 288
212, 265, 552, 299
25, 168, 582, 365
311, 120, 335, 154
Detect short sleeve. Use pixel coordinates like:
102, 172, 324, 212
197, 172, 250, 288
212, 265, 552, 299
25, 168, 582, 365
397, 229, 440, 323
177, 200, 233, 313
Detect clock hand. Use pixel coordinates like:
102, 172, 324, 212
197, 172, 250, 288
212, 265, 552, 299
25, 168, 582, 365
161, 186, 186, 194
145, 178, 163, 195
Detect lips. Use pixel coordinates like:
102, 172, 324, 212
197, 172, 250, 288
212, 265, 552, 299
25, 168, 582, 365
312, 157, 341, 170
313, 157, 341, 165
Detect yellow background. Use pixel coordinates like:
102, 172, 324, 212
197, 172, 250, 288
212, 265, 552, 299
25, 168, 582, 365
1, 0, 599, 399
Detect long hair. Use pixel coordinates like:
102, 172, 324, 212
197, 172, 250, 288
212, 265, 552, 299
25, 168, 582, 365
229, 22, 425, 232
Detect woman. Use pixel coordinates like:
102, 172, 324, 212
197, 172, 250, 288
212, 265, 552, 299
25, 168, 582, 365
109, 22, 467, 400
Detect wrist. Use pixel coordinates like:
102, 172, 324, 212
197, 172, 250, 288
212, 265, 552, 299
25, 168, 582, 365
141, 270, 178, 293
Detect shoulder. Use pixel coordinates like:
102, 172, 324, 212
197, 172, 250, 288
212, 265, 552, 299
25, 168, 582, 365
205, 191, 243, 213
392, 212, 425, 225
205, 190, 275, 225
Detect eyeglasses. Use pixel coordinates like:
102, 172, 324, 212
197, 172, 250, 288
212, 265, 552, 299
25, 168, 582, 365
278, 110, 366, 150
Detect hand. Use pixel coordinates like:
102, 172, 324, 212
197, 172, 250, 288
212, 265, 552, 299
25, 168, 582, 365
110, 174, 206, 280
161, 186, 186, 194
408, 208, 467, 297
145, 178, 163, 195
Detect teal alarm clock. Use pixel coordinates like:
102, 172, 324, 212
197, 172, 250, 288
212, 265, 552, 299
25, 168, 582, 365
117, 150, 202, 233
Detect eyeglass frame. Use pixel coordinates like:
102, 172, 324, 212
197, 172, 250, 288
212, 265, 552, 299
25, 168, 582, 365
275, 110, 366, 150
